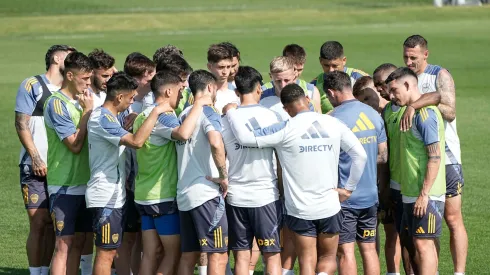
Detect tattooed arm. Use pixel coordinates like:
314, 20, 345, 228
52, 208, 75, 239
436, 69, 456, 122
15, 112, 47, 176
208, 131, 228, 196
377, 141, 388, 164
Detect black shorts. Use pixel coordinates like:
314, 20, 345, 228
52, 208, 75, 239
227, 200, 282, 253
285, 211, 343, 237
180, 196, 228, 253
339, 205, 377, 244
446, 164, 464, 198
380, 189, 403, 232
92, 207, 125, 249
20, 165, 48, 209
49, 194, 92, 236
124, 190, 140, 233
402, 200, 444, 238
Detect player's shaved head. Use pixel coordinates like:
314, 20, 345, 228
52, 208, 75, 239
63, 52, 93, 77
188, 70, 217, 96
323, 71, 352, 93
151, 71, 183, 98
320, 41, 344, 60
404, 35, 428, 50
106, 72, 138, 100
373, 63, 397, 101
385, 67, 418, 85
373, 63, 397, 76
153, 44, 183, 64
356, 88, 380, 112
45, 44, 77, 71
353, 76, 374, 97
235, 66, 263, 95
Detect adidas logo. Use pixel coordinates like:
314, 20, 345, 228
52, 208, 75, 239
416, 227, 425, 234
301, 121, 329, 139
352, 112, 375, 133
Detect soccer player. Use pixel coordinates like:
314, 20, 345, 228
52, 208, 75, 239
222, 66, 283, 275
325, 71, 387, 275
86, 72, 171, 275
282, 43, 307, 78
123, 52, 156, 114
218, 42, 240, 91
88, 49, 116, 108
153, 44, 184, 64
225, 83, 367, 275
355, 88, 381, 112
206, 44, 240, 113
402, 35, 467, 275
311, 41, 369, 114
261, 56, 320, 120
15, 44, 76, 275
175, 70, 229, 275
134, 71, 211, 275
386, 67, 446, 275
43, 51, 94, 275
374, 63, 412, 275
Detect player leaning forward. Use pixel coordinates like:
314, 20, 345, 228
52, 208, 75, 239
386, 67, 446, 275
225, 83, 367, 275
86, 72, 170, 275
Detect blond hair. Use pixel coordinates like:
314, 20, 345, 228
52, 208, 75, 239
269, 56, 294, 74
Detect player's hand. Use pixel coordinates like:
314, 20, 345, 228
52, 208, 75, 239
31, 155, 47, 177
206, 176, 228, 198
413, 194, 429, 218
194, 94, 213, 107
222, 103, 238, 115
77, 89, 94, 111
123, 112, 138, 131
400, 105, 415, 132
336, 188, 352, 203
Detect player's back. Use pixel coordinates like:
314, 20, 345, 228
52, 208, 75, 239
222, 105, 282, 207
176, 105, 222, 211
263, 111, 346, 220
215, 88, 240, 115
331, 100, 385, 209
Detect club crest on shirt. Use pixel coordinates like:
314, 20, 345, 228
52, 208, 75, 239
30, 194, 39, 204
56, 221, 64, 232
112, 233, 119, 243
422, 83, 430, 93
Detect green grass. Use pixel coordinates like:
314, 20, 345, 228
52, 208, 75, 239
1, 0, 489, 274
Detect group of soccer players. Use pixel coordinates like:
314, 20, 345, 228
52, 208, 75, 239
14, 34, 466, 275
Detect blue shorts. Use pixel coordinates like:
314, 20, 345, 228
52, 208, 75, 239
285, 211, 343, 237
227, 200, 282, 253
20, 165, 48, 209
91, 207, 125, 249
179, 196, 228, 253
339, 205, 378, 244
402, 200, 444, 238
446, 164, 464, 198
141, 213, 180, 235
49, 194, 92, 236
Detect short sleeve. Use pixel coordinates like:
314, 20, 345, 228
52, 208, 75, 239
376, 115, 387, 144
15, 77, 40, 115
202, 106, 223, 134
414, 108, 440, 146
154, 112, 180, 140
98, 114, 129, 146
45, 98, 77, 141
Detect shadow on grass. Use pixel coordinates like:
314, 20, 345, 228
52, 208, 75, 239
0, 267, 28, 275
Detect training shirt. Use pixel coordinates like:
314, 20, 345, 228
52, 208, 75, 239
227, 110, 366, 220
15, 74, 59, 166
86, 107, 128, 208
215, 88, 240, 115
382, 102, 405, 191
222, 104, 282, 207
331, 99, 386, 209
418, 64, 461, 165
176, 105, 223, 211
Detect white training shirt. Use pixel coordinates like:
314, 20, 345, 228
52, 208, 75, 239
418, 64, 461, 165
222, 104, 282, 207
92, 90, 106, 108
215, 88, 240, 115
227, 110, 366, 220
86, 107, 128, 208
260, 96, 290, 121
176, 105, 223, 211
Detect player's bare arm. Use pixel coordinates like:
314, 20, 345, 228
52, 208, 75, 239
377, 141, 388, 164
63, 91, 93, 153
312, 86, 322, 113
171, 96, 213, 141
120, 103, 171, 149
15, 112, 47, 177
207, 131, 228, 197
414, 142, 441, 218
436, 69, 456, 122
400, 93, 441, 131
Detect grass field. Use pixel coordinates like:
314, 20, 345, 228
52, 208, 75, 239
1, 0, 489, 274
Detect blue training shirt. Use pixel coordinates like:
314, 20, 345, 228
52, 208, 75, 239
331, 99, 387, 209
